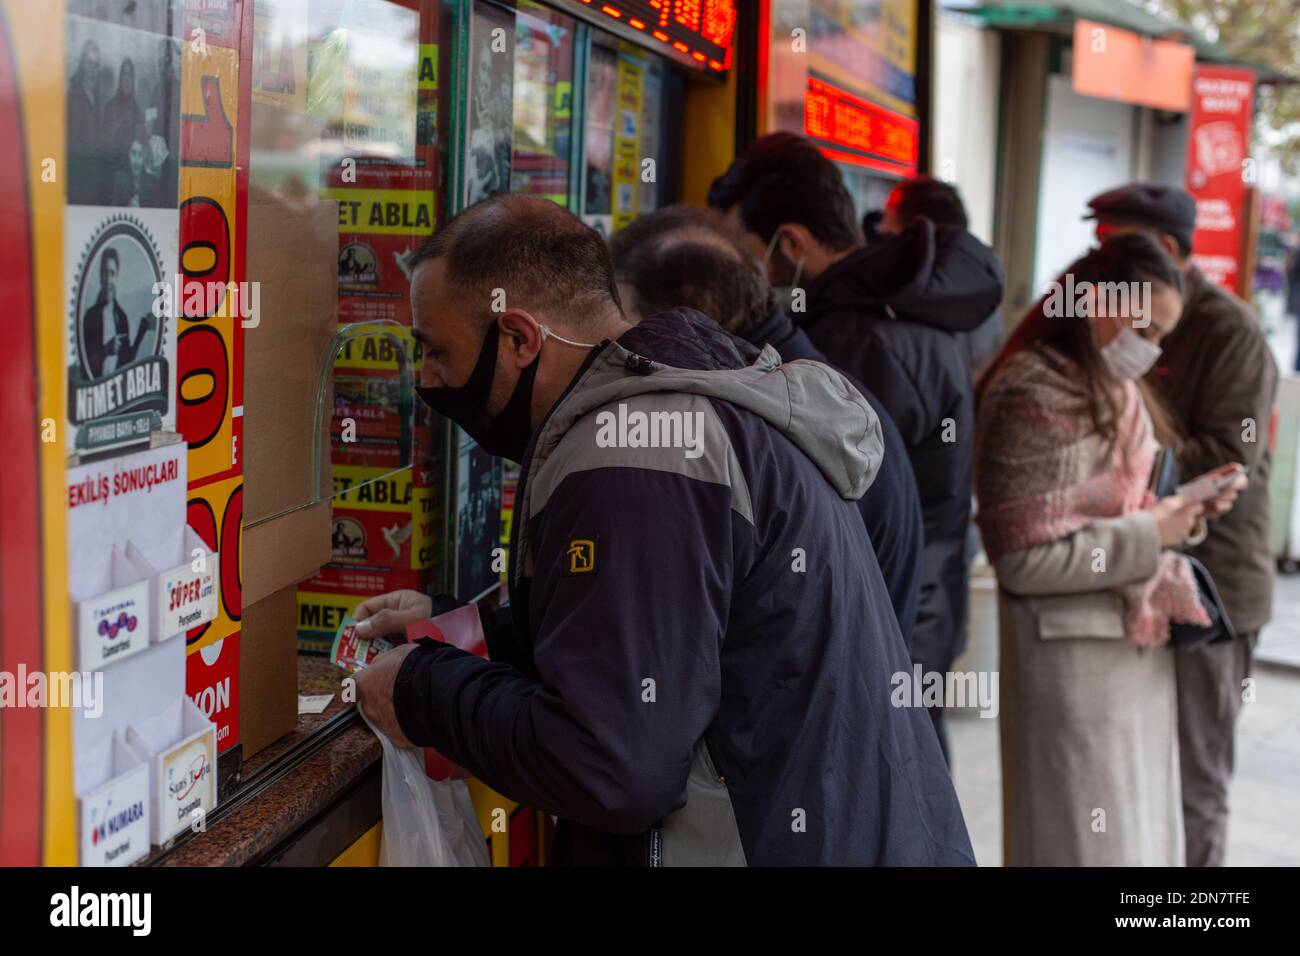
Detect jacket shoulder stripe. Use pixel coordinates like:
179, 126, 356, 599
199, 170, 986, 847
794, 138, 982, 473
527, 392, 753, 524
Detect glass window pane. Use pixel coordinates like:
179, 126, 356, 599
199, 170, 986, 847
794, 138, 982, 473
510, 1, 575, 207
582, 43, 618, 237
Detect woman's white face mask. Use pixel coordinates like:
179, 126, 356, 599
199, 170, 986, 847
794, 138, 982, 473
1099, 315, 1162, 380
763, 228, 806, 312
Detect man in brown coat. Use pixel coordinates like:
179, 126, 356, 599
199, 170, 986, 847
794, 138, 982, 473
1087, 182, 1279, 866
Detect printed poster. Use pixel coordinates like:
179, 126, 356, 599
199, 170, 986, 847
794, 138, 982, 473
64, 13, 183, 457
1185, 64, 1256, 295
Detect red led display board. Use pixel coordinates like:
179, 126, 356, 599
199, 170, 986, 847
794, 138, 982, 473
805, 77, 919, 177
551, 0, 736, 73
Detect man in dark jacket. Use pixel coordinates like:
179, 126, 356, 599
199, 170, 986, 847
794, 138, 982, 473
709, 134, 1004, 759
355, 194, 973, 865
876, 175, 1003, 384
1087, 182, 1279, 867
610, 204, 923, 643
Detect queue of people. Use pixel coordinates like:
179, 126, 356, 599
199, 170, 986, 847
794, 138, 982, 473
353, 134, 1276, 867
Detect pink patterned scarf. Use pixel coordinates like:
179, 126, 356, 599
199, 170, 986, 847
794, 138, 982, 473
975, 345, 1208, 646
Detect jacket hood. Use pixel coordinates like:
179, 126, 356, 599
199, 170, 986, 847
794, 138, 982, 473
742, 300, 798, 354
806, 217, 1004, 334
532, 309, 883, 501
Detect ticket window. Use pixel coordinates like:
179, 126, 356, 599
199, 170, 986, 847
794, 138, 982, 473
248, 0, 452, 535
245, 0, 460, 719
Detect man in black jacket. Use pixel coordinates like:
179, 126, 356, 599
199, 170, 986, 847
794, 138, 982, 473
355, 194, 973, 865
876, 175, 1004, 384
709, 134, 1004, 759
610, 204, 923, 644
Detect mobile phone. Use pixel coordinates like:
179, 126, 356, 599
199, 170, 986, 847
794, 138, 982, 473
1176, 468, 1239, 503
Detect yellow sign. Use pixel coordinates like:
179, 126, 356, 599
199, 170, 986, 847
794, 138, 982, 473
322, 187, 436, 235
332, 464, 424, 514
419, 43, 438, 91
611, 53, 643, 233
332, 323, 418, 372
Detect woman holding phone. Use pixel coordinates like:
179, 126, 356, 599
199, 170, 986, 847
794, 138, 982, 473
975, 233, 1245, 866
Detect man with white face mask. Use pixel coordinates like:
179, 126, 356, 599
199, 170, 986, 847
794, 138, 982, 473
1086, 182, 1279, 867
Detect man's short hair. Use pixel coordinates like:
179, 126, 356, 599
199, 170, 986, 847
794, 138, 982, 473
707, 133, 860, 252
610, 205, 773, 334
100, 247, 119, 272
409, 194, 621, 330
891, 175, 968, 229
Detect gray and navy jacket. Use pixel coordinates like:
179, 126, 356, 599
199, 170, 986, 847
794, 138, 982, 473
393, 309, 974, 866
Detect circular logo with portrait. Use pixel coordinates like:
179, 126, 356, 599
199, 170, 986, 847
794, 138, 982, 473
66, 213, 171, 453
338, 241, 379, 288
331, 516, 367, 560
70, 212, 167, 384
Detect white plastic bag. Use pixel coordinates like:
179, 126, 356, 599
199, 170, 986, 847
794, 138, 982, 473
369, 723, 489, 867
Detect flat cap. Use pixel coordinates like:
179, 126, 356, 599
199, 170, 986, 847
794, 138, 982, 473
1084, 182, 1196, 248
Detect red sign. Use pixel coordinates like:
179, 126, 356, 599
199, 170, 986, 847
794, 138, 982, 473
187, 635, 240, 754
1185, 64, 1255, 294
551, 1, 736, 72
805, 77, 919, 177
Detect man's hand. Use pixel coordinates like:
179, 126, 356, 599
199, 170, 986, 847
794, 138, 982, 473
1204, 463, 1248, 518
354, 589, 432, 638
356, 643, 418, 748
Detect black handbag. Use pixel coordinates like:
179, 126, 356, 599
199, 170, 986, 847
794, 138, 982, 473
1169, 554, 1236, 650
1149, 448, 1237, 649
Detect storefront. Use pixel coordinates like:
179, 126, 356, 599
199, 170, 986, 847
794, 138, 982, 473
1, 0, 934, 867
1, 0, 745, 869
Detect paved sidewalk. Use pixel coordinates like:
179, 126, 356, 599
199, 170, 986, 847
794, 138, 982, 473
945, 659, 1300, 867
1259, 572, 1300, 668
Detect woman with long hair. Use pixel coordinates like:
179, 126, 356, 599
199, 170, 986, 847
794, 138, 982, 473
975, 233, 1245, 866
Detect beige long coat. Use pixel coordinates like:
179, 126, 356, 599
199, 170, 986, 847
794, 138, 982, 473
993, 514, 1183, 866
977, 347, 1184, 867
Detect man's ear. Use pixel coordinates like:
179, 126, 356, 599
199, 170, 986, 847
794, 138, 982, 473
495, 309, 544, 367
777, 224, 806, 263
1158, 233, 1180, 260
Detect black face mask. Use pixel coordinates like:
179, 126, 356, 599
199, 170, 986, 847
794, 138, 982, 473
416, 324, 539, 463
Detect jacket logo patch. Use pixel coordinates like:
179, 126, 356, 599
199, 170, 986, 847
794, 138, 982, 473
565, 539, 596, 576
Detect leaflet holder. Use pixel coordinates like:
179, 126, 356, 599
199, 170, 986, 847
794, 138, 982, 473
75, 732, 151, 867
126, 695, 218, 847
75, 546, 152, 672
121, 527, 219, 643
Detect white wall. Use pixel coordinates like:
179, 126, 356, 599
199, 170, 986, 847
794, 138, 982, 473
1032, 73, 1139, 293
934, 12, 1001, 245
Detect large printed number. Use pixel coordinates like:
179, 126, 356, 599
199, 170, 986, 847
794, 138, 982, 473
186, 485, 243, 646
220, 485, 243, 619
179, 196, 232, 319
181, 74, 234, 169
186, 498, 218, 646
177, 324, 229, 450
